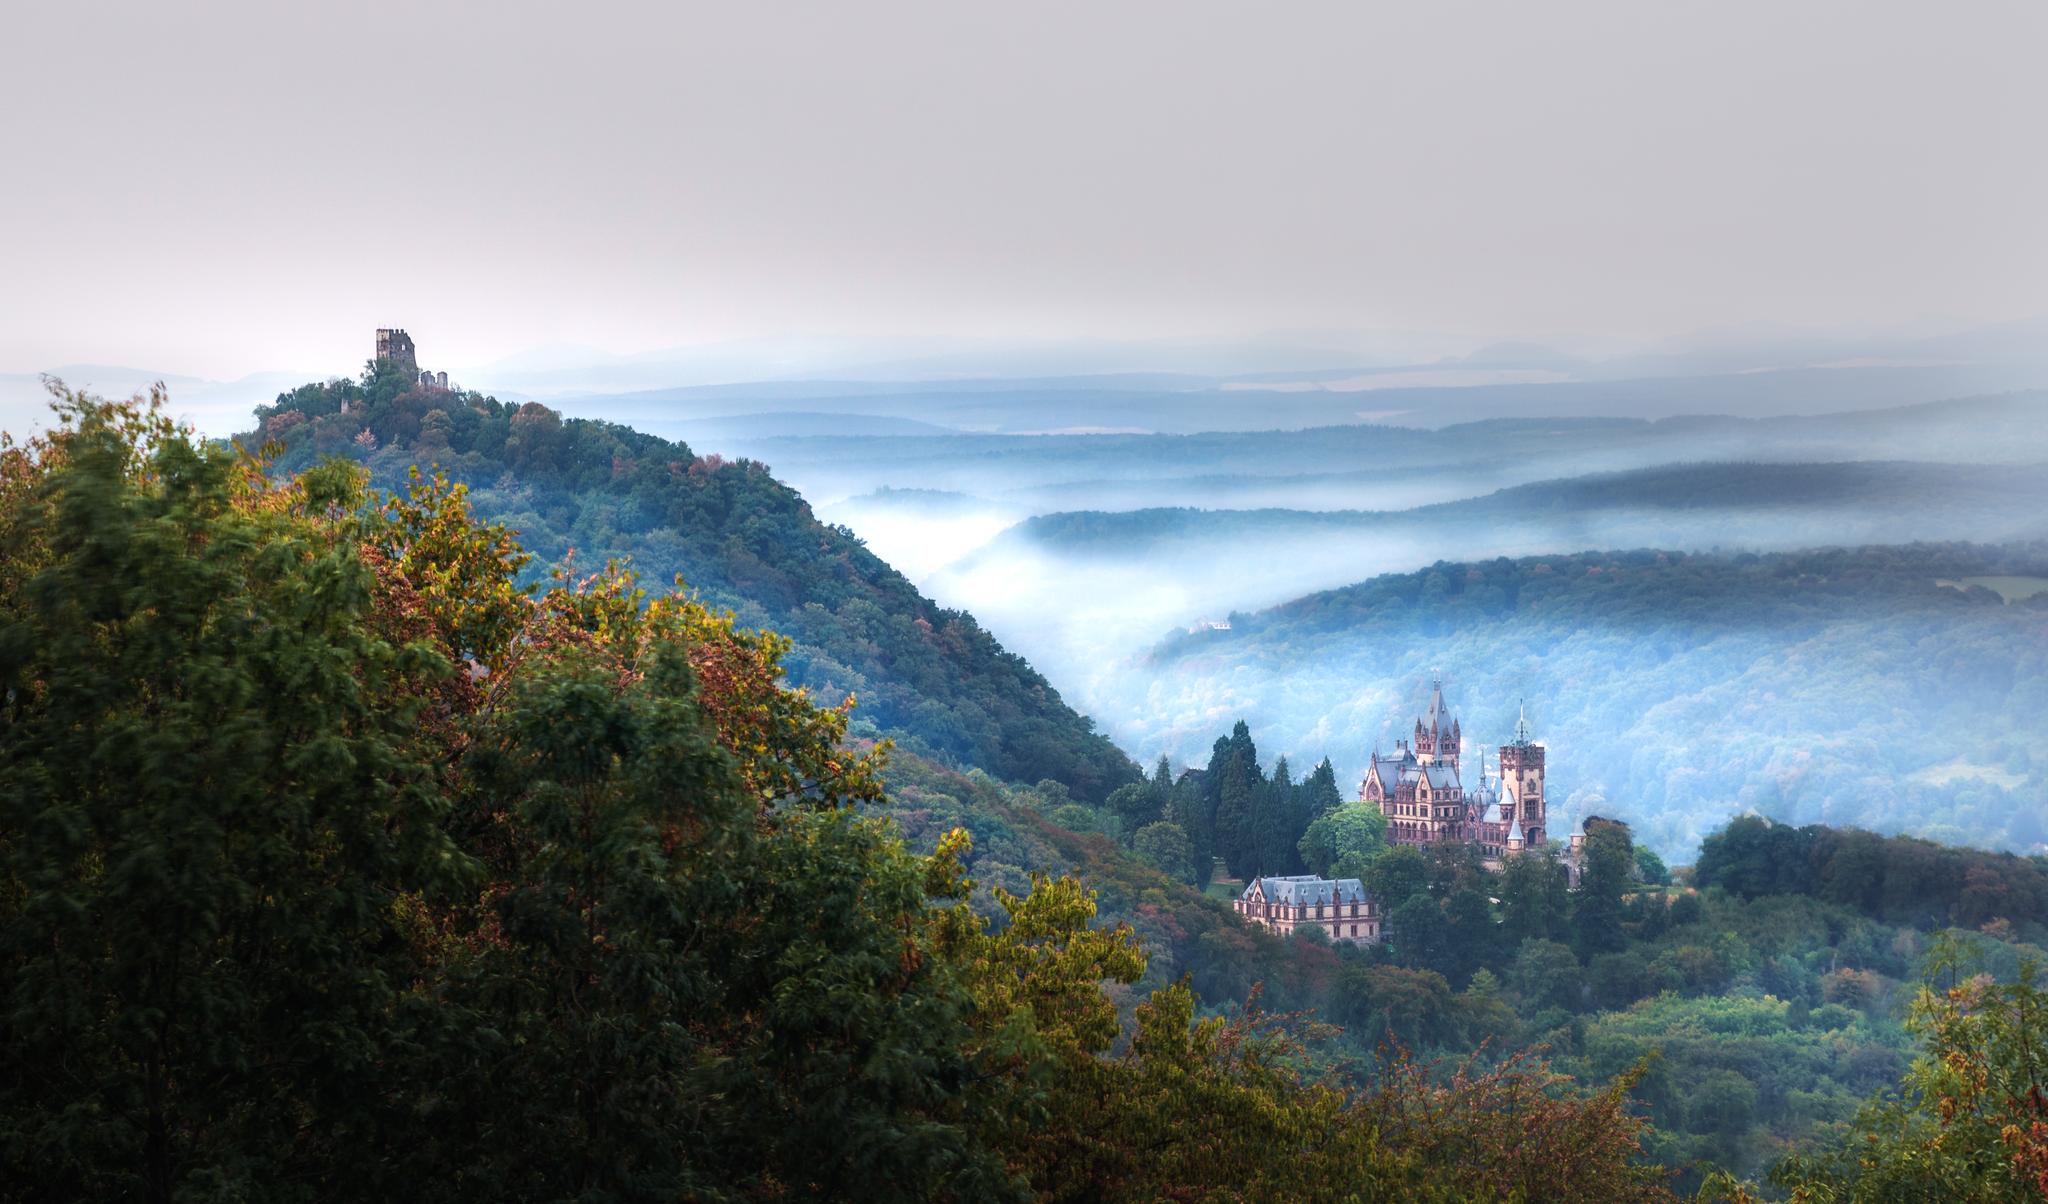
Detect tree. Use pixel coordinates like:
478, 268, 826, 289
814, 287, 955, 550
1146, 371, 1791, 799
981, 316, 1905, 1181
1133, 821, 1197, 885
1216, 745, 1260, 879
1104, 781, 1160, 839
1051, 801, 1105, 835
1391, 894, 1452, 977
1169, 768, 1217, 888
1772, 936, 2048, 1201
1445, 886, 1499, 980
1362, 1050, 1675, 1202
1574, 824, 1635, 958
1367, 845, 1430, 909
1301, 757, 1344, 820
1299, 802, 1390, 876
0, 393, 469, 1200
0, 396, 1009, 1200
1635, 847, 1671, 887
1499, 849, 1573, 947
1509, 939, 1584, 1011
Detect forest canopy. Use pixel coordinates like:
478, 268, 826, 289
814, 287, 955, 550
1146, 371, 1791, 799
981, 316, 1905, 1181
10, 384, 2048, 1199
244, 361, 1139, 801
1, 386, 1684, 1202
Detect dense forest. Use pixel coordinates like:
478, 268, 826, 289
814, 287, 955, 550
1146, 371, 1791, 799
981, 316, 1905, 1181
4, 390, 1682, 1201
242, 362, 1138, 801
1130, 543, 2048, 857
949, 718, 2048, 1191
9, 388, 2048, 1199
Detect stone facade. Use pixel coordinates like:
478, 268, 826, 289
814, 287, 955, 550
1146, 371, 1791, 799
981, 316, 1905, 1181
375, 328, 418, 375
1362, 678, 1549, 858
375, 329, 453, 391
1235, 875, 1382, 945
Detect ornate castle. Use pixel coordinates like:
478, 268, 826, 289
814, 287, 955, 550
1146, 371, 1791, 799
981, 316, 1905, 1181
1362, 677, 1548, 859
1234, 680, 1570, 945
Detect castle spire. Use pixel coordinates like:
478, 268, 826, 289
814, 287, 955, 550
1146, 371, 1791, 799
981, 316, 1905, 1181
1513, 699, 1531, 746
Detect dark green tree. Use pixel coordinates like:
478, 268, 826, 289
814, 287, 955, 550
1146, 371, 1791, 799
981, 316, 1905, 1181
1368, 844, 1431, 909
1390, 894, 1452, 978
0, 398, 469, 1201
1446, 886, 1499, 981
1133, 821, 1197, 884
1573, 824, 1636, 958
1255, 756, 1301, 875
1106, 780, 1162, 840
1499, 849, 1572, 947
1216, 749, 1259, 880
1301, 757, 1344, 821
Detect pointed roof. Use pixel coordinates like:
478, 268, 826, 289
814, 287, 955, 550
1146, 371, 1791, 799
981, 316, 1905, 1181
1425, 673, 1453, 732
1511, 699, 1533, 747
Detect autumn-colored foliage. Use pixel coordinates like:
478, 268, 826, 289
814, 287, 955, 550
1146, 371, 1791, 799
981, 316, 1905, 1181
3, 384, 1679, 1202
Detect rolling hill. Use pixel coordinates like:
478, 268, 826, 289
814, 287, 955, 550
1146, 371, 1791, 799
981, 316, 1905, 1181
241, 361, 1139, 800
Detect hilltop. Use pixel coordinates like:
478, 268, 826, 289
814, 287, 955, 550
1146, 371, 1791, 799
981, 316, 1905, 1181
241, 359, 1139, 800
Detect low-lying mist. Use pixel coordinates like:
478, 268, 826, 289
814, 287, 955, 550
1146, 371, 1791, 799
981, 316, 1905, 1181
758, 399, 2048, 860
1115, 545, 2048, 861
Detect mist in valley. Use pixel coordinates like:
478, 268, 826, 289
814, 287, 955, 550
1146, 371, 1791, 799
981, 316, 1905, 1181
752, 389, 2048, 860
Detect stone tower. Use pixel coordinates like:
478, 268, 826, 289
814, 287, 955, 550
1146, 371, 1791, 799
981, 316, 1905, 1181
375, 328, 418, 375
1411, 674, 1461, 772
1497, 701, 1545, 847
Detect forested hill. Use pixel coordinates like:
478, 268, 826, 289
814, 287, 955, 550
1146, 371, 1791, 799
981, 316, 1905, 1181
999, 459, 2048, 557
1134, 542, 2048, 858
18, 389, 2048, 1199
245, 361, 1138, 799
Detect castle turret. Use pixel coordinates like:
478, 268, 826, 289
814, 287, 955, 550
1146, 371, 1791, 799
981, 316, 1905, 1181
1413, 674, 1461, 772
1497, 700, 1546, 847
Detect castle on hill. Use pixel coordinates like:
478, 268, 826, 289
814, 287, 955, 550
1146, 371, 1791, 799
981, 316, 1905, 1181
375, 328, 451, 391
1363, 676, 1550, 860
1234, 677, 1574, 946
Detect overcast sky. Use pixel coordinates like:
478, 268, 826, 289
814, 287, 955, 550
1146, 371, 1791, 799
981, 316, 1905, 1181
4, 0, 2044, 379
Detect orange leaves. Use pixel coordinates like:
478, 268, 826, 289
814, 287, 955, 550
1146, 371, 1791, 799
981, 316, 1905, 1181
373, 465, 533, 671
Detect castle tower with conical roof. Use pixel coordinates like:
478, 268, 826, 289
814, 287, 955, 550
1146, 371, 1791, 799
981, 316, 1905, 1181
1496, 700, 1547, 848
1411, 673, 1462, 773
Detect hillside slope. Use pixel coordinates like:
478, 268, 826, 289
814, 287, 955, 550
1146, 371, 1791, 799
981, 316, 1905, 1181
244, 362, 1138, 799
1131, 542, 2048, 857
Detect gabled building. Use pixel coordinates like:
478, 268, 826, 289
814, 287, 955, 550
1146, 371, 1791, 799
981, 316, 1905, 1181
1362, 677, 1549, 857
1234, 874, 1382, 945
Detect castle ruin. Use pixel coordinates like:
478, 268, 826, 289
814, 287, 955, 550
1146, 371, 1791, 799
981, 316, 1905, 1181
374, 328, 450, 391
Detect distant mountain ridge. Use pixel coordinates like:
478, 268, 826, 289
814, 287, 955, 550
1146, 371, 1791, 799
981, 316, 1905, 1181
988, 459, 2048, 561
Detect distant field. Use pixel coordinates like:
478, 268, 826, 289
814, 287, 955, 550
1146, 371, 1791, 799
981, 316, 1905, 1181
1936, 574, 2048, 601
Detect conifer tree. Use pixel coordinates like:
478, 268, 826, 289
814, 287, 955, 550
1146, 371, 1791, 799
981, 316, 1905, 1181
1303, 756, 1344, 820
1216, 749, 1259, 880
1257, 756, 1301, 875
1573, 825, 1636, 958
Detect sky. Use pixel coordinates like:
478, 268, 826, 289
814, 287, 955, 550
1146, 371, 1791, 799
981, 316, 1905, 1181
4, 0, 2045, 380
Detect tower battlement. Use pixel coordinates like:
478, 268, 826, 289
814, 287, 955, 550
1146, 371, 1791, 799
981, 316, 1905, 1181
373, 329, 451, 391
374, 328, 418, 375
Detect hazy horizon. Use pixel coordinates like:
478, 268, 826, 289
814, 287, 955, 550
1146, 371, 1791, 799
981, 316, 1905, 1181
7, 0, 2046, 383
